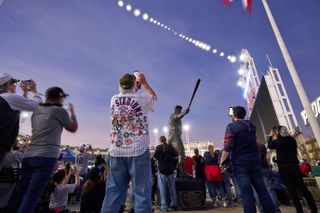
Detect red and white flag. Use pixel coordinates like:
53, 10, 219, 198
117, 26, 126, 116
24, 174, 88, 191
223, 0, 253, 13
242, 0, 252, 13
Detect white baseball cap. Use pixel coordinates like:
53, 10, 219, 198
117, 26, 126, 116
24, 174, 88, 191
0, 73, 20, 86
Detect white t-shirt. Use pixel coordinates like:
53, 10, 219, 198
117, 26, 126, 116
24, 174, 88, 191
109, 92, 156, 157
49, 184, 76, 209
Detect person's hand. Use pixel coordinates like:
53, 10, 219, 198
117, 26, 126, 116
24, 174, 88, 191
68, 103, 75, 115
137, 73, 146, 85
20, 82, 29, 96
29, 80, 37, 93
269, 130, 276, 137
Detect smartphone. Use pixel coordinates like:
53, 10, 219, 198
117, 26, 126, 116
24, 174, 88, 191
228, 107, 234, 117
21, 80, 32, 91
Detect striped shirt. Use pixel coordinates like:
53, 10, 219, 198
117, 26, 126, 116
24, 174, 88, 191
109, 92, 156, 157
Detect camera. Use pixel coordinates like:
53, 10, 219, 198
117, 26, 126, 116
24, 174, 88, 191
21, 80, 32, 86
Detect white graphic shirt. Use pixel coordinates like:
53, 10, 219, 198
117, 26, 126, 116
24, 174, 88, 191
109, 92, 156, 157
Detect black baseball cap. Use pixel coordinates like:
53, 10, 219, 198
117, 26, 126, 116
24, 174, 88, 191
45, 87, 69, 99
119, 73, 136, 90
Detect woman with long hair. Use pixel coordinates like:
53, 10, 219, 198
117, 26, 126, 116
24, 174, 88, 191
47, 166, 80, 212
80, 165, 108, 213
153, 136, 178, 212
204, 144, 227, 208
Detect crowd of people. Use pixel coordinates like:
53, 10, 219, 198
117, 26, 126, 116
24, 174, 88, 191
0, 72, 319, 213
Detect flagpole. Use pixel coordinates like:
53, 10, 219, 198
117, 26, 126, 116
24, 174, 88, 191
261, 0, 320, 146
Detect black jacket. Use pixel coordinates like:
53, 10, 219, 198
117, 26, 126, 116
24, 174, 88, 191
267, 135, 299, 165
0, 96, 20, 150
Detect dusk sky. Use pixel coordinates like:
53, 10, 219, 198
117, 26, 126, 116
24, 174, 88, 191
0, 0, 319, 149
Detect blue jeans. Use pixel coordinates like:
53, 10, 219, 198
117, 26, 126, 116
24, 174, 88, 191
222, 172, 233, 205
7, 157, 57, 213
253, 167, 281, 213
207, 181, 225, 200
157, 171, 177, 210
100, 150, 152, 213
233, 164, 276, 213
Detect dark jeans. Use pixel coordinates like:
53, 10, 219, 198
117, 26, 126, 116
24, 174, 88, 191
233, 164, 276, 213
0, 147, 10, 171
7, 157, 57, 213
278, 164, 318, 213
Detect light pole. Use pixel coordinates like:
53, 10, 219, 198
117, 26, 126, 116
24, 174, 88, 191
152, 128, 158, 146
183, 124, 190, 144
262, 0, 320, 146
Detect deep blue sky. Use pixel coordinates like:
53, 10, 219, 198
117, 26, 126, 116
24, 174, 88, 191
0, 0, 319, 148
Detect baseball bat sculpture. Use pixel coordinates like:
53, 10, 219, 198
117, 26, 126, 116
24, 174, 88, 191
187, 78, 201, 110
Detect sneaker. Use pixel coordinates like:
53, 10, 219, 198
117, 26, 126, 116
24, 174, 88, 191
160, 209, 168, 212
223, 199, 227, 208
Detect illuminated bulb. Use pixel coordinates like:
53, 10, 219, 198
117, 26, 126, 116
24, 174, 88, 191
192, 40, 196, 44
118, 1, 124, 7
164, 26, 167, 29
240, 53, 246, 61
157, 22, 160, 26
230, 56, 237, 63
160, 24, 164, 27
126, 4, 132, 11
238, 68, 245, 75
134, 9, 141, 17
227, 56, 231, 60
206, 45, 211, 51
153, 20, 157, 24
237, 80, 243, 87
174, 31, 178, 36
189, 38, 193, 42
213, 49, 218, 54
142, 13, 149, 20
220, 52, 225, 57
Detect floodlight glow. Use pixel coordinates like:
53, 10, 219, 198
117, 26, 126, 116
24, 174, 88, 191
240, 53, 246, 61
213, 49, 217, 54
142, 13, 149, 20
238, 68, 245, 75
153, 128, 159, 134
237, 80, 243, 87
118, 1, 124, 7
220, 52, 225, 57
183, 124, 190, 131
163, 127, 168, 133
134, 9, 141, 17
126, 4, 132, 11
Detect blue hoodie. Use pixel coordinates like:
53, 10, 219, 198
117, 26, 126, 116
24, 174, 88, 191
223, 119, 260, 166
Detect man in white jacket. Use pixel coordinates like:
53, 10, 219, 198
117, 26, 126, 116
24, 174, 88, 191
0, 73, 42, 170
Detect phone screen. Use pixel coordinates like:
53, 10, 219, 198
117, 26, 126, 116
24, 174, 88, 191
229, 107, 233, 117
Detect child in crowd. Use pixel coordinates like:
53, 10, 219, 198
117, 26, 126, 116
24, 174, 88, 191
47, 166, 80, 212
